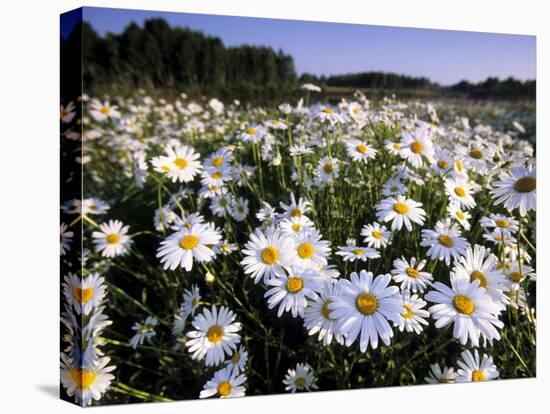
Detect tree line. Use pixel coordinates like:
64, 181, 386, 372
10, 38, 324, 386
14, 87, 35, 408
61, 18, 535, 101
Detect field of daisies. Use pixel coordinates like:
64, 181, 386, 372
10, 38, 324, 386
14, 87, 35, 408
59, 85, 536, 406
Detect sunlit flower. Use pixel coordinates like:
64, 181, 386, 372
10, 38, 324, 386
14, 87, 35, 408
391, 257, 432, 293
395, 289, 430, 334
491, 165, 536, 216
92, 220, 132, 258
399, 126, 435, 168
199, 366, 246, 398
361, 222, 391, 249
186, 305, 241, 366
376, 195, 426, 231
421, 220, 469, 265
455, 349, 499, 382
425, 363, 457, 384
283, 363, 318, 392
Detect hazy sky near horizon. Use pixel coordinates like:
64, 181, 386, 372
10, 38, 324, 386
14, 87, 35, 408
77, 7, 536, 86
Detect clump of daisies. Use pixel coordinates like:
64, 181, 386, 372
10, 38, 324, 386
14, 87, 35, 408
61, 272, 115, 406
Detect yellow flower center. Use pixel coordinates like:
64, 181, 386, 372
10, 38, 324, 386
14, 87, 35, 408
161, 165, 171, 173
261, 246, 279, 265
469, 148, 483, 159
438, 234, 454, 248
180, 234, 199, 250
355, 292, 378, 315
454, 187, 466, 197
410, 141, 423, 154
294, 377, 307, 388
393, 143, 400, 150
246, 127, 257, 135
470, 271, 488, 288
352, 248, 365, 255
211, 171, 222, 179
173, 157, 188, 169
472, 370, 485, 382
456, 160, 463, 171
291, 223, 302, 232
324, 163, 334, 174
514, 176, 536, 193
231, 352, 241, 364
321, 299, 334, 320
207, 324, 224, 343
297, 242, 314, 259
456, 211, 465, 220
495, 219, 510, 228
290, 208, 302, 218
286, 277, 304, 293
437, 160, 449, 169
72, 287, 94, 304
100, 106, 110, 115
106, 233, 120, 244
212, 156, 224, 167
70, 368, 96, 390
322, 108, 334, 114
191, 298, 199, 307
508, 271, 523, 283
453, 294, 475, 315
372, 230, 382, 240
394, 202, 409, 214
217, 380, 232, 397
406, 267, 419, 278
357, 144, 368, 154
219, 198, 228, 207
401, 304, 413, 319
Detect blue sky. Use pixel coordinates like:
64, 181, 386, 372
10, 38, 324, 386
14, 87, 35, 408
73, 6, 536, 85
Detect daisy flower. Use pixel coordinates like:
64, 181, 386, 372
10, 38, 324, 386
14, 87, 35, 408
291, 228, 331, 269
303, 281, 344, 346
301, 83, 322, 92
89, 98, 120, 121
241, 226, 295, 284
381, 177, 407, 197
60, 223, 74, 256
502, 262, 535, 291
210, 192, 233, 218
279, 215, 314, 236
199, 366, 246, 399
280, 192, 311, 219
330, 270, 402, 351
391, 257, 433, 293
225, 345, 248, 374
157, 223, 221, 271
239, 125, 265, 143
452, 245, 509, 309
399, 126, 435, 168
447, 202, 471, 231
420, 220, 469, 265
164, 145, 202, 183
425, 363, 457, 384
426, 274, 503, 346
432, 148, 454, 175
153, 206, 177, 232
455, 349, 499, 382
256, 202, 278, 225
385, 140, 401, 155
92, 220, 132, 258
480, 213, 519, 234
345, 139, 377, 163
317, 106, 343, 125
60, 101, 76, 123
186, 305, 241, 367
129, 316, 158, 349
229, 197, 249, 222
445, 175, 476, 210
361, 222, 390, 249
180, 284, 201, 318
203, 147, 233, 171
336, 242, 380, 262
491, 165, 536, 216
396, 289, 430, 334
290, 144, 314, 156
316, 156, 340, 182
283, 363, 319, 393
264, 266, 320, 318
63, 272, 106, 315
60, 354, 115, 407
376, 195, 426, 231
